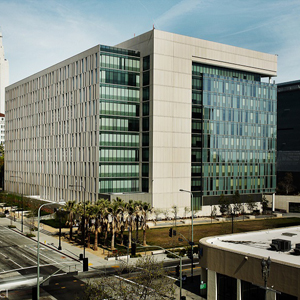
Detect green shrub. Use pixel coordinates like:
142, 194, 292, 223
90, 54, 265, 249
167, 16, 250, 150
26, 233, 36, 238
130, 253, 142, 258
179, 248, 186, 256
166, 251, 179, 258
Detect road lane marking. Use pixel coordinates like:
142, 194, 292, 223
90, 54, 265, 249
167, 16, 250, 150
22, 254, 36, 264
0, 253, 8, 259
9, 259, 22, 268
39, 252, 57, 263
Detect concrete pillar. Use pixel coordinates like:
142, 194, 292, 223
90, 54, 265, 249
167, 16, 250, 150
272, 193, 275, 212
237, 279, 242, 300
207, 269, 217, 300
266, 289, 276, 300
200, 268, 208, 298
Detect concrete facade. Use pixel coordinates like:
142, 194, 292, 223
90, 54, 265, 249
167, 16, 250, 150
0, 113, 4, 146
5, 30, 277, 212
117, 30, 277, 212
266, 194, 300, 213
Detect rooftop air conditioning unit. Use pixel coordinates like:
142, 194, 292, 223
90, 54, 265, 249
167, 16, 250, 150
294, 243, 300, 255
270, 239, 291, 252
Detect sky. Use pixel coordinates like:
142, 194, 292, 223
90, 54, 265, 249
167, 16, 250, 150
0, 0, 299, 84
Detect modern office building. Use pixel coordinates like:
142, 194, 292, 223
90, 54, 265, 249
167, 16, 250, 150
0, 29, 9, 114
5, 29, 277, 214
277, 80, 300, 194
198, 226, 300, 300
0, 113, 4, 146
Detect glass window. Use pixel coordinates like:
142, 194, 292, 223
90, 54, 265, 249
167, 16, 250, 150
143, 55, 150, 71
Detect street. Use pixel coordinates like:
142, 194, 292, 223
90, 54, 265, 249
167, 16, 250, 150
0, 224, 81, 295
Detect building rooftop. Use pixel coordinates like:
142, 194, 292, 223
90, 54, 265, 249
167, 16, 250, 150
204, 226, 300, 267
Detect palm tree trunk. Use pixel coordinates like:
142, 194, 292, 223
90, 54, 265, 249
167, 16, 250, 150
104, 229, 108, 244
94, 227, 98, 251
143, 228, 146, 246
111, 220, 115, 250
135, 217, 139, 242
69, 224, 73, 240
128, 226, 132, 248
87, 229, 90, 249
120, 227, 124, 246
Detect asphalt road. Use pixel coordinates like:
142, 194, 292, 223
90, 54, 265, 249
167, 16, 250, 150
1, 254, 201, 299
0, 225, 81, 293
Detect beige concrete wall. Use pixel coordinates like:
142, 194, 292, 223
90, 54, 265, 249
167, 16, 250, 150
266, 195, 300, 212
200, 237, 300, 298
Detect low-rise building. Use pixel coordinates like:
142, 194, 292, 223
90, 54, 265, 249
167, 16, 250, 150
199, 226, 300, 299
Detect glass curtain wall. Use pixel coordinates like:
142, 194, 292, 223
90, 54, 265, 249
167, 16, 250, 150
99, 46, 140, 193
142, 55, 150, 192
191, 63, 277, 201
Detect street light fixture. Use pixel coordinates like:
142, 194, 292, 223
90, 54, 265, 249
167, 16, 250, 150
10, 175, 24, 232
179, 189, 194, 282
69, 184, 88, 271
137, 244, 183, 299
37, 200, 65, 300
54, 202, 64, 251
261, 256, 271, 299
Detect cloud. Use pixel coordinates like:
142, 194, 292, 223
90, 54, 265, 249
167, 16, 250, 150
1, 0, 122, 83
154, 0, 203, 29
1, 0, 299, 84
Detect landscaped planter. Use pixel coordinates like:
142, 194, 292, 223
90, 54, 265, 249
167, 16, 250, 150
105, 255, 130, 261
116, 255, 130, 261
105, 256, 116, 261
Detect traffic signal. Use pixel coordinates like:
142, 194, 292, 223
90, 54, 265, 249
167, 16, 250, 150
169, 228, 173, 237
175, 265, 180, 277
187, 248, 193, 259
131, 243, 136, 256
173, 230, 176, 236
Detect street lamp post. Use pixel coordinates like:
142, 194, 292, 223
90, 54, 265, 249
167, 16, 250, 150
10, 175, 24, 232
55, 207, 63, 251
69, 184, 88, 271
37, 201, 65, 300
261, 256, 271, 300
58, 216, 62, 251
179, 189, 194, 282
137, 244, 183, 299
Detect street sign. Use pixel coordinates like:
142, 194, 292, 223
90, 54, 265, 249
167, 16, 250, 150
200, 282, 207, 290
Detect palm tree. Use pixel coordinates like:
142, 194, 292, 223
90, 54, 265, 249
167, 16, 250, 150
76, 201, 88, 248
64, 200, 76, 240
115, 198, 127, 246
107, 199, 122, 250
100, 202, 110, 250
133, 201, 143, 243
125, 200, 136, 248
140, 202, 153, 246
90, 199, 107, 251
85, 202, 93, 249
